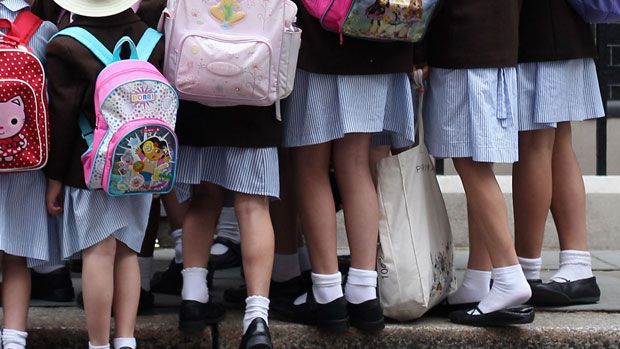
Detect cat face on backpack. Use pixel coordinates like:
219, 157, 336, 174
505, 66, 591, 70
0, 96, 26, 139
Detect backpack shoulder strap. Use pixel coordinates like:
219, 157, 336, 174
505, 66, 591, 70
8, 11, 43, 45
135, 28, 162, 61
53, 27, 114, 66
78, 113, 94, 146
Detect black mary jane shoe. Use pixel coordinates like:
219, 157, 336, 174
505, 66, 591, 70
271, 290, 349, 332
449, 305, 535, 327
239, 318, 273, 349
347, 298, 385, 333
31, 267, 75, 302
209, 237, 242, 270
179, 300, 226, 333
225, 274, 310, 305
428, 299, 480, 317
529, 277, 601, 306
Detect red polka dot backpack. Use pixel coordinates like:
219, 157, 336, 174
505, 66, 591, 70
0, 11, 49, 172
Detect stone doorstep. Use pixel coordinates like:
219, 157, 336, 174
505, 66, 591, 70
14, 308, 620, 349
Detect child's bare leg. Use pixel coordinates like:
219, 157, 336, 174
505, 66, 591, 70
549, 122, 593, 283
236, 193, 274, 333
82, 236, 116, 345
333, 133, 377, 272
162, 191, 189, 231
452, 158, 530, 314
2, 254, 30, 331
551, 122, 588, 251
182, 183, 224, 269
112, 242, 140, 339
290, 142, 338, 274
512, 129, 556, 281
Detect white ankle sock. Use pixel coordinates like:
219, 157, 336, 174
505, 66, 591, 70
294, 272, 343, 305
344, 268, 377, 304
472, 264, 531, 315
518, 256, 543, 280
113, 337, 136, 349
447, 269, 491, 305
181, 267, 209, 303
2, 329, 27, 349
32, 263, 65, 274
217, 207, 241, 243
272, 253, 301, 282
298, 246, 312, 273
138, 257, 153, 291
551, 250, 594, 283
172, 229, 183, 264
243, 295, 270, 334
88, 343, 110, 349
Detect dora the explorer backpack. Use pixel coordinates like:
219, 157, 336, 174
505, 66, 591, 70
0, 11, 49, 172
160, 0, 301, 110
53, 27, 179, 196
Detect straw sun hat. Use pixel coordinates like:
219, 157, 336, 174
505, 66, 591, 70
53, 0, 139, 17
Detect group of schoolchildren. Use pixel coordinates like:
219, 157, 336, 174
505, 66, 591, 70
0, 0, 606, 348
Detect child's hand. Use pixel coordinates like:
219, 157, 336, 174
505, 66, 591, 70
46, 179, 64, 216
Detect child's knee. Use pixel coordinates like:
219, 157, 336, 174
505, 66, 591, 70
235, 194, 269, 219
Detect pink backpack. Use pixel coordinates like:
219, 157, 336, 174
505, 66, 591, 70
160, 0, 301, 110
305, 0, 439, 43
0, 11, 49, 172
53, 27, 179, 196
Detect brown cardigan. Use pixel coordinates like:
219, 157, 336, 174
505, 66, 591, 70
426, 0, 522, 69
518, 0, 596, 63
45, 10, 165, 189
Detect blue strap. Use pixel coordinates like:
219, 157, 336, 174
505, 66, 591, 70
78, 114, 94, 146
52, 27, 114, 66
135, 28, 163, 61
112, 36, 139, 62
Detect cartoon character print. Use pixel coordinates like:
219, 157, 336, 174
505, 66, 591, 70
365, 0, 389, 34
210, 0, 246, 28
0, 96, 28, 162
134, 137, 172, 189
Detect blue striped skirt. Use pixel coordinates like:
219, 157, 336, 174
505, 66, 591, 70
58, 187, 152, 258
0, 171, 58, 266
424, 67, 520, 164
517, 58, 605, 131
282, 69, 416, 148
176, 146, 280, 199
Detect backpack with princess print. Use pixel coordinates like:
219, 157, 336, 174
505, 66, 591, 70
0, 11, 49, 172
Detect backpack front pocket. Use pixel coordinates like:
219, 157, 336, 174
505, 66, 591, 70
103, 119, 178, 196
175, 33, 273, 106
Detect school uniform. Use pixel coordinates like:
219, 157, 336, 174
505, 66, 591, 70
45, 10, 161, 257
517, 0, 605, 131
0, 0, 58, 267
282, 1, 417, 149
424, 0, 522, 163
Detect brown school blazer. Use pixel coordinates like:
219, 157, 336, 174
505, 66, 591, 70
45, 9, 165, 189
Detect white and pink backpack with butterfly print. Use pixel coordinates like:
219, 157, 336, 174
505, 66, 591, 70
53, 27, 179, 196
160, 0, 301, 113
0, 11, 48, 172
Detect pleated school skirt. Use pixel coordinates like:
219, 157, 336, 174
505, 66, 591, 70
424, 67, 520, 164
517, 58, 605, 131
176, 146, 280, 200
58, 187, 152, 258
282, 69, 416, 148
0, 171, 58, 266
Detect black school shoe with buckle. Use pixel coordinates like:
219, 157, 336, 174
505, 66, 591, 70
179, 300, 226, 333
239, 318, 272, 349
528, 277, 601, 306
449, 305, 535, 327
347, 298, 385, 333
224, 274, 311, 305
271, 290, 349, 332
